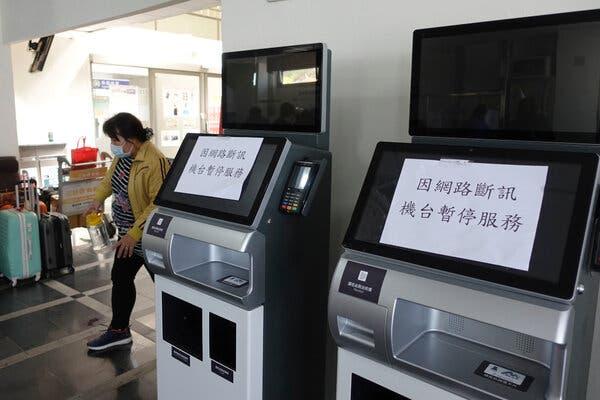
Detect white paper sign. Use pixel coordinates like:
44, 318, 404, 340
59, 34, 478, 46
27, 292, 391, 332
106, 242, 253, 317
380, 159, 548, 271
175, 136, 264, 200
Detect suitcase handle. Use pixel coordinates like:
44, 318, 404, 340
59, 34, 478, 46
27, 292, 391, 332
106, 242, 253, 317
26, 237, 32, 259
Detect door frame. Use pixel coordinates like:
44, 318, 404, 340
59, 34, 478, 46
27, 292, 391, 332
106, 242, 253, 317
204, 72, 222, 134
149, 68, 206, 148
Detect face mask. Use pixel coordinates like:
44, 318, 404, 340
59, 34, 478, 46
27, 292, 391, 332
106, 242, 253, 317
110, 142, 131, 158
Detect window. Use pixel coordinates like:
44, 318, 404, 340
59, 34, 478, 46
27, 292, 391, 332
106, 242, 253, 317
280, 68, 317, 85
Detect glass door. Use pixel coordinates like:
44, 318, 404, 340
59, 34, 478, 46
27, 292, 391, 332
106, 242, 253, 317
151, 70, 203, 159
205, 74, 222, 134
91, 64, 151, 156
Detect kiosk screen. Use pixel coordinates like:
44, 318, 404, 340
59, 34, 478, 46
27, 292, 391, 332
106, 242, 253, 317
344, 142, 598, 299
410, 10, 600, 143
156, 134, 286, 225
222, 43, 324, 133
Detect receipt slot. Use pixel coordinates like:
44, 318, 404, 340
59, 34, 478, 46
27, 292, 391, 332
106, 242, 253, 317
143, 134, 330, 400
328, 142, 600, 400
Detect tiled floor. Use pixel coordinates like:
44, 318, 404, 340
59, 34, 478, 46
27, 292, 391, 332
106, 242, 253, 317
0, 229, 157, 400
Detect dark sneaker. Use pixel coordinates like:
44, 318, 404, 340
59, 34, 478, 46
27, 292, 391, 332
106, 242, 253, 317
87, 328, 132, 351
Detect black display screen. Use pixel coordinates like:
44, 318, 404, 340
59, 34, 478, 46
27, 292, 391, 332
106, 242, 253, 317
155, 134, 286, 226
222, 43, 324, 133
344, 142, 598, 299
410, 9, 600, 142
351, 374, 410, 400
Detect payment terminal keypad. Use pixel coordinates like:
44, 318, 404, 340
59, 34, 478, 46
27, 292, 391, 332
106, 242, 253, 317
280, 161, 319, 215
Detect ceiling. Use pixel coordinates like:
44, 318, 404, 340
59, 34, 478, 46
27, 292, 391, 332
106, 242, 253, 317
72, 0, 221, 33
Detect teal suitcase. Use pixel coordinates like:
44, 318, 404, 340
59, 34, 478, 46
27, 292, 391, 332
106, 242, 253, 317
0, 209, 42, 286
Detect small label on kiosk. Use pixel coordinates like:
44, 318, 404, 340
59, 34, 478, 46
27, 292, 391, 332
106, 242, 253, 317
475, 361, 533, 392
171, 346, 191, 366
147, 214, 173, 238
211, 361, 234, 382
339, 262, 387, 303
218, 275, 249, 288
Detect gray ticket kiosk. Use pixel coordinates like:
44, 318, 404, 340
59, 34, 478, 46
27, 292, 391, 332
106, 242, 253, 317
143, 43, 331, 400
329, 143, 600, 399
329, 10, 600, 400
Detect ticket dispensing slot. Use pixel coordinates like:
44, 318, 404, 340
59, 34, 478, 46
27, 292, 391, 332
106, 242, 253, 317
166, 225, 266, 309
390, 297, 557, 399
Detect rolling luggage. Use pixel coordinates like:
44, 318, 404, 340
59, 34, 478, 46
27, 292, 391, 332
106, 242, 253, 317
40, 212, 74, 277
0, 209, 42, 286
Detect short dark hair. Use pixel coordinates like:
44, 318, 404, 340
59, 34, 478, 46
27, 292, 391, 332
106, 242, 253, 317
103, 112, 153, 142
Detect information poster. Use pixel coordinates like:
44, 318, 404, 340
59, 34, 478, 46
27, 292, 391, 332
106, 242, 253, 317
163, 89, 196, 118
175, 136, 264, 200
60, 179, 103, 216
380, 159, 548, 271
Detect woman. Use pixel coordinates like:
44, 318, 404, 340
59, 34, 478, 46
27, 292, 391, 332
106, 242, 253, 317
86, 112, 169, 351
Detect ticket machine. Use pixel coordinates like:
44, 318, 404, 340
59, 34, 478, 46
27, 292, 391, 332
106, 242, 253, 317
143, 43, 331, 400
329, 10, 600, 400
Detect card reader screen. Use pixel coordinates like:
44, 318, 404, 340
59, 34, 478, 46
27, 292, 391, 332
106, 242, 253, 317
291, 165, 312, 190
344, 142, 597, 299
155, 134, 286, 226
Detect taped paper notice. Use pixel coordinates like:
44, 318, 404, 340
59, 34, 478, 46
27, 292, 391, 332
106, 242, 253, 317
175, 136, 264, 200
380, 159, 548, 271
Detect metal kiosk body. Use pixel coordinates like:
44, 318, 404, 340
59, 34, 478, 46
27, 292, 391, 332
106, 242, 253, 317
329, 11, 600, 400
143, 43, 332, 400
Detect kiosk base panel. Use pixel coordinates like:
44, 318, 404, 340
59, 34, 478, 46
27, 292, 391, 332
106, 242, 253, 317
336, 348, 466, 400
156, 275, 263, 400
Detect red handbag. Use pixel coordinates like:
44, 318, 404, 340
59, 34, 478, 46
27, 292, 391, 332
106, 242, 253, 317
71, 137, 98, 170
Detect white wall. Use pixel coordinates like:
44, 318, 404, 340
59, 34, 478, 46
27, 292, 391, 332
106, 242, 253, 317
88, 27, 222, 73
221, 0, 600, 251
11, 37, 95, 148
223, 2, 600, 399
0, 0, 217, 159
0, 7, 18, 157
10, 27, 221, 152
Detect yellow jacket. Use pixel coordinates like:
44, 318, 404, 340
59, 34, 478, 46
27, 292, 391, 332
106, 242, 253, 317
94, 141, 170, 241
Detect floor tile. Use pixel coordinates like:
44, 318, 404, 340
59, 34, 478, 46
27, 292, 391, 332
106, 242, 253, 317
0, 365, 72, 400
135, 278, 155, 300
136, 313, 156, 331
47, 301, 107, 334
0, 331, 154, 400
89, 289, 111, 307
55, 263, 113, 292
0, 336, 22, 360
0, 312, 68, 351
54, 332, 154, 394
94, 368, 157, 400
0, 301, 104, 351
0, 284, 65, 315
73, 248, 101, 268
90, 289, 154, 314
0, 238, 158, 399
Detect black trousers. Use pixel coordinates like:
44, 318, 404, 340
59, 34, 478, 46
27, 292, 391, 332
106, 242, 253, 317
110, 253, 154, 329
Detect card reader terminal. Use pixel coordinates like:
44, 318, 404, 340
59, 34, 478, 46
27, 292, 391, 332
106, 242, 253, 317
280, 160, 320, 215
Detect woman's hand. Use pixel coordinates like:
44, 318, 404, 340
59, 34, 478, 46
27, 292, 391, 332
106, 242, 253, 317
115, 234, 138, 258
